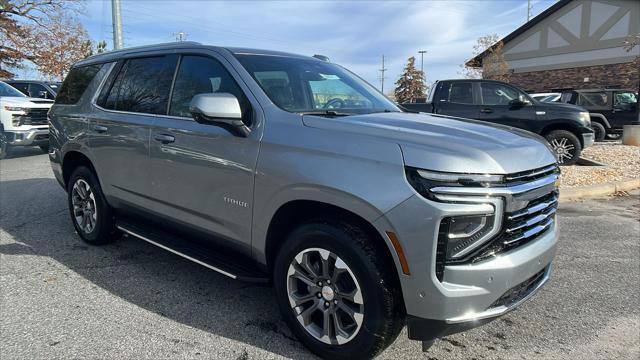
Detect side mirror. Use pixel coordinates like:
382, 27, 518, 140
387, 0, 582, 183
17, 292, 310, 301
509, 98, 527, 107
189, 93, 250, 137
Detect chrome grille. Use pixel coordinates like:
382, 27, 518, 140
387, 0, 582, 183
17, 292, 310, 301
472, 190, 558, 263
504, 164, 559, 185
12, 108, 49, 126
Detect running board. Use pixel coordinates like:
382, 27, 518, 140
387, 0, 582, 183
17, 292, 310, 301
116, 220, 269, 284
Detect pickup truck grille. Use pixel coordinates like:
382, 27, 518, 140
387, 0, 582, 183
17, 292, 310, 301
12, 108, 49, 126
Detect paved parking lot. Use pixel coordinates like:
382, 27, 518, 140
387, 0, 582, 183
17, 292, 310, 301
1, 148, 639, 359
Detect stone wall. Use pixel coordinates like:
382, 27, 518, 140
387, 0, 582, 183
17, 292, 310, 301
484, 60, 640, 93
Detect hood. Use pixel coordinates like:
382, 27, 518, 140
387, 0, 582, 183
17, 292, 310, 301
539, 101, 585, 113
302, 112, 557, 174
0, 96, 54, 108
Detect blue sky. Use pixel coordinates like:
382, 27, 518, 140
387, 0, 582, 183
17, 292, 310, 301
78, 0, 557, 92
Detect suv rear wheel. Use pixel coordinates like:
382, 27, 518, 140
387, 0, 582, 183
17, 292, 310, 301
274, 219, 404, 360
545, 130, 581, 165
67, 166, 119, 245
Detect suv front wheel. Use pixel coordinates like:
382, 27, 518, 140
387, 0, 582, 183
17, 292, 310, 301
274, 219, 404, 360
545, 130, 582, 165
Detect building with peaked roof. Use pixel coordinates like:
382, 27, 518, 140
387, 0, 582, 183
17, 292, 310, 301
467, 0, 639, 93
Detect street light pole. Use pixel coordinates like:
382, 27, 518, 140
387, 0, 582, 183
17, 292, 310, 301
418, 50, 427, 94
111, 0, 124, 50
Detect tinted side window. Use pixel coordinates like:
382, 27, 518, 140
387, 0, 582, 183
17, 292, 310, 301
448, 82, 474, 104
103, 55, 177, 115
577, 92, 608, 107
169, 55, 251, 124
55, 64, 103, 104
480, 82, 525, 105
9, 82, 30, 95
29, 83, 50, 98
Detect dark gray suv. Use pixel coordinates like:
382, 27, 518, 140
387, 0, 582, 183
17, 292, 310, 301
49, 42, 559, 359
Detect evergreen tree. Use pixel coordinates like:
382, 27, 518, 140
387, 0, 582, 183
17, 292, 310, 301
394, 56, 425, 104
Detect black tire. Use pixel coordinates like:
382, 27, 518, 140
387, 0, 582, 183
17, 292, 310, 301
39, 145, 49, 153
67, 166, 119, 245
591, 122, 606, 142
273, 219, 404, 360
0, 133, 10, 160
545, 130, 582, 166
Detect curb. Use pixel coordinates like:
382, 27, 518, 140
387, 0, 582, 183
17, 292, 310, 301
559, 178, 640, 202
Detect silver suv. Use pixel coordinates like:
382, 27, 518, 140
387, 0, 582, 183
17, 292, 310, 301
49, 42, 558, 359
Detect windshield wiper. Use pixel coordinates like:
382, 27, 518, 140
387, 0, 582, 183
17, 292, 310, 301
299, 110, 353, 117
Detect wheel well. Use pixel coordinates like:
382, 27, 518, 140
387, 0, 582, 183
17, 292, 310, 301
540, 123, 583, 147
265, 200, 403, 286
62, 151, 96, 187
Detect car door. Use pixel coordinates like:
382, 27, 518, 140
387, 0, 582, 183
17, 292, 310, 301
433, 81, 480, 118
612, 91, 638, 124
88, 54, 178, 209
148, 53, 260, 250
477, 81, 537, 131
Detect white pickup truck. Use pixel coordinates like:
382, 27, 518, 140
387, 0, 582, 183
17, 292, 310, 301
0, 80, 53, 159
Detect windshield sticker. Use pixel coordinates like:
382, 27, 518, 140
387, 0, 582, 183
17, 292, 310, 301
319, 73, 340, 80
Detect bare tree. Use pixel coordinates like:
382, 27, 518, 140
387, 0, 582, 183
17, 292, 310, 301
460, 33, 510, 82
394, 56, 425, 104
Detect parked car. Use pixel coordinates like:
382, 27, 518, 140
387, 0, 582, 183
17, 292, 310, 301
402, 79, 594, 165
4, 80, 61, 100
49, 42, 559, 359
0, 81, 53, 159
559, 89, 639, 141
530, 92, 561, 102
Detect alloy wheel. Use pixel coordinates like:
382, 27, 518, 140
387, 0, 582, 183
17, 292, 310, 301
286, 247, 364, 345
550, 137, 576, 164
71, 179, 98, 234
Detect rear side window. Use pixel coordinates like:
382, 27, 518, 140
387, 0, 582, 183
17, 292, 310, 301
577, 92, 608, 107
55, 64, 103, 104
448, 82, 474, 104
169, 55, 251, 124
103, 55, 177, 115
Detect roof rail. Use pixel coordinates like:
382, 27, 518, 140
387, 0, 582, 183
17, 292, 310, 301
84, 41, 203, 60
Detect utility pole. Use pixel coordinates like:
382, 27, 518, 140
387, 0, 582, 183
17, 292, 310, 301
111, 0, 124, 50
527, 0, 532, 22
173, 31, 188, 42
379, 55, 387, 93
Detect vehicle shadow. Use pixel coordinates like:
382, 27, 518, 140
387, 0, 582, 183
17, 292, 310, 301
0, 177, 315, 359
3, 146, 47, 159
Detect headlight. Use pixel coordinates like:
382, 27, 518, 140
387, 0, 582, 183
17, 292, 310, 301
406, 167, 504, 263
579, 111, 590, 125
406, 167, 505, 199
3, 106, 27, 112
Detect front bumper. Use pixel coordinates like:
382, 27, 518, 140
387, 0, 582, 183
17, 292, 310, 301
374, 171, 558, 341
5, 128, 49, 146
582, 132, 594, 148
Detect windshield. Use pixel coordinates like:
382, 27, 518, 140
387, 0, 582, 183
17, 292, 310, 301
0, 81, 27, 97
235, 54, 400, 114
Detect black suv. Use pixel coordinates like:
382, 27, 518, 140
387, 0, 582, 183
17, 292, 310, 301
3, 80, 60, 100
560, 89, 639, 141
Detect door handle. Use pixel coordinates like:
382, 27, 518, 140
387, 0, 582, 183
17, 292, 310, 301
154, 134, 175, 144
480, 108, 493, 113
93, 125, 108, 133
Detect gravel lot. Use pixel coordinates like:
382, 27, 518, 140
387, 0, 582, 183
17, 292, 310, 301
1, 148, 639, 359
561, 141, 640, 188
